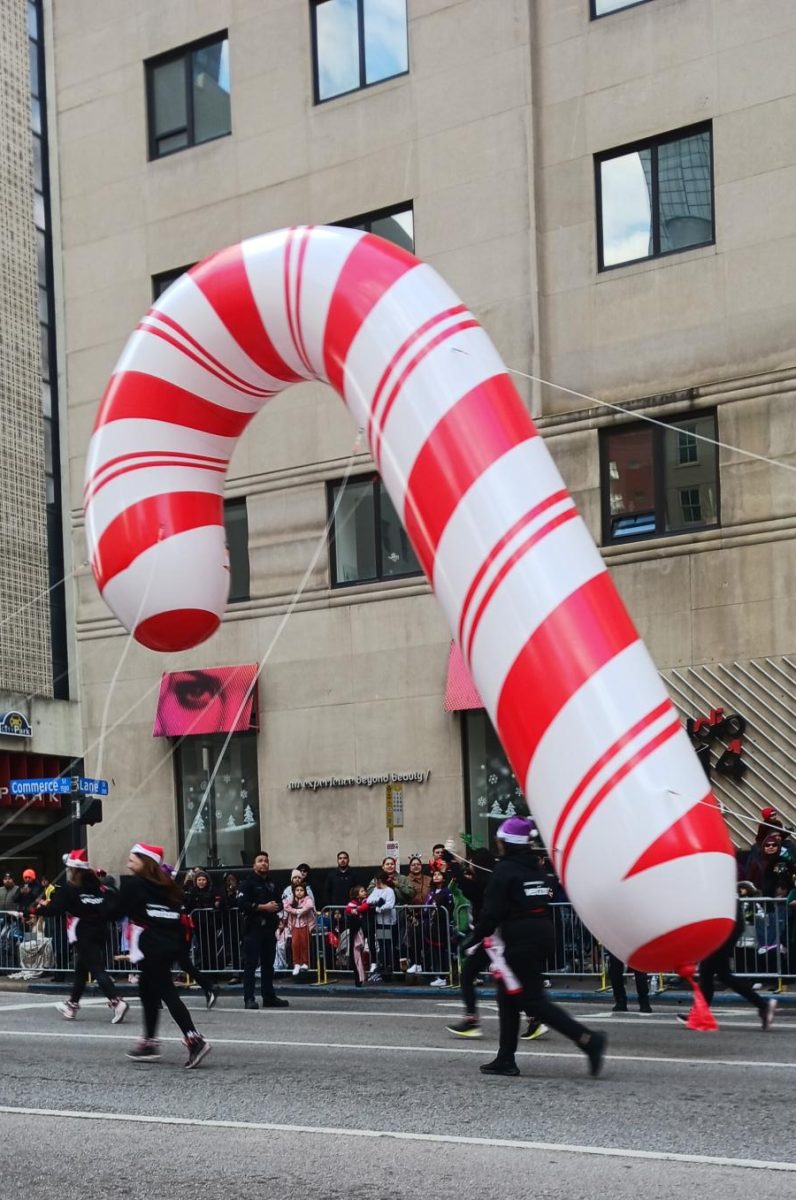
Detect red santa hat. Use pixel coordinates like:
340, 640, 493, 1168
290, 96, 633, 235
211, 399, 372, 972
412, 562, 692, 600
131, 842, 164, 865
63, 848, 90, 870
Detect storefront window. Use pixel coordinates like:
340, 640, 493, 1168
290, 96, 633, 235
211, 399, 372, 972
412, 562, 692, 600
175, 733, 260, 869
463, 711, 526, 856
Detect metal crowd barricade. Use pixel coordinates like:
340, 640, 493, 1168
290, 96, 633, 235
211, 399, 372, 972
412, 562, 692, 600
732, 896, 792, 990
318, 904, 457, 986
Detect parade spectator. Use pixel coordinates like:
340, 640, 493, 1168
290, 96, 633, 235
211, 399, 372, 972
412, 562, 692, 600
366, 868, 397, 981
0, 871, 22, 969
184, 869, 221, 978
324, 851, 357, 911
404, 855, 430, 973
18, 869, 41, 915
345, 885, 369, 986
0, 871, 20, 913
220, 872, 241, 973
369, 856, 414, 905
282, 869, 315, 906
424, 868, 454, 986
747, 834, 786, 894
285, 882, 316, 975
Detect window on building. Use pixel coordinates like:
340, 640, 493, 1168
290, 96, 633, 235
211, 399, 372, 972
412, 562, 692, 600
335, 202, 414, 252
224, 498, 250, 603
146, 33, 231, 160
463, 711, 526, 857
596, 124, 713, 269
152, 264, 195, 301
175, 733, 260, 869
600, 412, 719, 543
591, 0, 654, 16
311, 0, 409, 104
328, 474, 421, 586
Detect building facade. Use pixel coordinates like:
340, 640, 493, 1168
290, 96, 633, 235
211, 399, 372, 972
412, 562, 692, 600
0, 0, 80, 879
48, 0, 796, 873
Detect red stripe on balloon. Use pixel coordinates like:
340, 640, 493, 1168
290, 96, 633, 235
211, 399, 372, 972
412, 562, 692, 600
323, 234, 418, 394
549, 697, 675, 870
404, 374, 537, 579
135, 322, 272, 400
85, 449, 228, 502
456, 490, 570, 648
94, 373, 254, 440
495, 574, 640, 791
146, 310, 274, 397
288, 226, 313, 375
86, 457, 226, 505
373, 317, 480, 469
191, 244, 303, 385
464, 507, 579, 664
623, 792, 733, 881
558, 718, 683, 887
93, 491, 224, 591
367, 304, 467, 453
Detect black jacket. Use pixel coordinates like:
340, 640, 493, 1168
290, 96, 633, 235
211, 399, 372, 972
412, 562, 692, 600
324, 868, 357, 910
471, 850, 553, 947
114, 876, 184, 958
236, 871, 283, 934
44, 877, 111, 940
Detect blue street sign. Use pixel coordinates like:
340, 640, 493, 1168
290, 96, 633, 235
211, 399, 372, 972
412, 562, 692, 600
77, 777, 109, 796
10, 777, 71, 796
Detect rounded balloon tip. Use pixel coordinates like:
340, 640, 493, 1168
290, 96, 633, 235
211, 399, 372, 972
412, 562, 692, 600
134, 609, 222, 652
628, 917, 736, 973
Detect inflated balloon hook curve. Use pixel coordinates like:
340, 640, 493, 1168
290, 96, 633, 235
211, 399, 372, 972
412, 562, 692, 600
84, 225, 735, 970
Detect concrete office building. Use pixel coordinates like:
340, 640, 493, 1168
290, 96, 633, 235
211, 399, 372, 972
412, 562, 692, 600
46, 0, 795, 873
0, 0, 80, 877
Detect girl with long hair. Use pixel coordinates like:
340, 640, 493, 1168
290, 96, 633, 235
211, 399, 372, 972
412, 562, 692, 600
117, 843, 211, 1067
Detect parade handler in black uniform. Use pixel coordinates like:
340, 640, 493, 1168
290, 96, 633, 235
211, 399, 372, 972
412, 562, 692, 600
237, 850, 289, 1010
39, 848, 129, 1025
467, 816, 606, 1078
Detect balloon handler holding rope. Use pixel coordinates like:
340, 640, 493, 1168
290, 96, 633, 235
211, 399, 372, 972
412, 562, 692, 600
85, 225, 740, 1060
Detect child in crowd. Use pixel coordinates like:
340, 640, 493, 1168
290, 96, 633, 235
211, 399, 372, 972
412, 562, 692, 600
345, 885, 370, 986
285, 882, 316, 975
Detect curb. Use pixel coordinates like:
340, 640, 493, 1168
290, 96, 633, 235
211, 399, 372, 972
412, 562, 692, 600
21, 980, 795, 1004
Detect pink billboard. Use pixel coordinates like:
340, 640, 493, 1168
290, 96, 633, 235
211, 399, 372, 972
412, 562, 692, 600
153, 664, 258, 737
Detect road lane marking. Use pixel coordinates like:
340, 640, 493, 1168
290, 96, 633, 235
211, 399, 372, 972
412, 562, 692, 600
0, 1104, 793, 1172
0, 1027, 793, 1070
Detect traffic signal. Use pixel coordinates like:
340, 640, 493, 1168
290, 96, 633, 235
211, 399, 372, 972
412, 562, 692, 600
78, 797, 103, 825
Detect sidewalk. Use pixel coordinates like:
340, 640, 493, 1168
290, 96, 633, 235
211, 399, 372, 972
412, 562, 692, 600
9, 975, 794, 1005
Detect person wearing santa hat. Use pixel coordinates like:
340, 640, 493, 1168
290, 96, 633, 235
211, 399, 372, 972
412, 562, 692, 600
465, 816, 606, 1078
114, 843, 211, 1067
36, 848, 129, 1024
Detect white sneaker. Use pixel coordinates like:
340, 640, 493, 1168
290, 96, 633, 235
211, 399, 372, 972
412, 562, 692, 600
110, 998, 129, 1025
292, 965, 300, 976
56, 1000, 78, 1020
299, 964, 310, 972
368, 964, 379, 975
430, 977, 448, 988
411, 964, 424, 974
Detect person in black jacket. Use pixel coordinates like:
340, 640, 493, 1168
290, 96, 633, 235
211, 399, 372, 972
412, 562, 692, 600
468, 817, 606, 1078
677, 900, 777, 1030
116, 843, 211, 1067
445, 847, 547, 1042
323, 851, 357, 917
38, 849, 128, 1025
237, 851, 288, 1010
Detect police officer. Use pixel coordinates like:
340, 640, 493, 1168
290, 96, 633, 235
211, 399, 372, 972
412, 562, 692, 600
237, 850, 289, 1010
469, 816, 606, 1078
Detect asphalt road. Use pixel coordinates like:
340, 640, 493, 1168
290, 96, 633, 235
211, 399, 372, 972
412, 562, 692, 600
0, 990, 794, 1197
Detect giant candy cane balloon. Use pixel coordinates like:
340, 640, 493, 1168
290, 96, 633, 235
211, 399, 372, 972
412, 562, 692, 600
85, 226, 735, 969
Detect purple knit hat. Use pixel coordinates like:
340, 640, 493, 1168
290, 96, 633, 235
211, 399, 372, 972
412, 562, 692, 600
496, 816, 535, 844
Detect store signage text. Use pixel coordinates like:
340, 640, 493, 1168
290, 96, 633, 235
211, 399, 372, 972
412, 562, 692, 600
287, 769, 431, 792
0, 711, 32, 738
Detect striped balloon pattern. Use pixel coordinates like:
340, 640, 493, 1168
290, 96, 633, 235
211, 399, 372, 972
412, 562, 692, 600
85, 226, 735, 969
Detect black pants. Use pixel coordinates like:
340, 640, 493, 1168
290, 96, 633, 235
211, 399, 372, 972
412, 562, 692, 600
607, 954, 650, 1006
462, 943, 539, 1023
497, 932, 592, 1066
243, 928, 278, 1002
70, 936, 119, 1005
700, 943, 765, 1011
139, 953, 198, 1041
176, 944, 214, 995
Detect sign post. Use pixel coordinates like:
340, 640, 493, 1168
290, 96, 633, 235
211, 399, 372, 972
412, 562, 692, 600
385, 783, 404, 865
